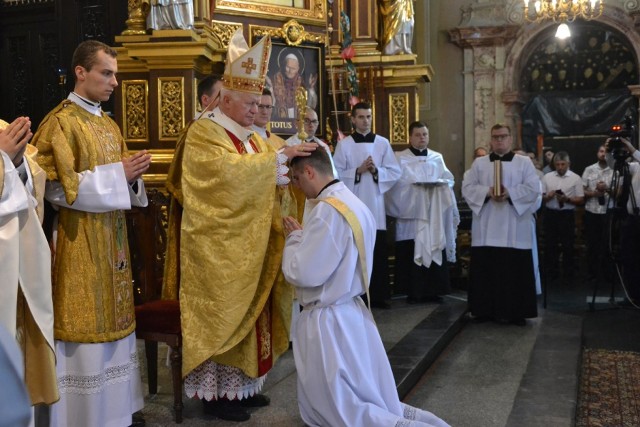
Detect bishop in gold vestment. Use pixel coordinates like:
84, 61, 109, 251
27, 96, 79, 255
180, 29, 314, 422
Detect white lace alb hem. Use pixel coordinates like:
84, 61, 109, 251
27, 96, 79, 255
58, 352, 140, 395
184, 360, 266, 401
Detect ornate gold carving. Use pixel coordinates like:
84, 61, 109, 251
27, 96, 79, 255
250, 20, 324, 46
207, 20, 243, 49
122, 80, 149, 143
158, 78, 185, 141
122, 0, 150, 36
214, 0, 325, 24
389, 93, 409, 145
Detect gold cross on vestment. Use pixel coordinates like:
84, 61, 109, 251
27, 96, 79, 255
241, 58, 257, 74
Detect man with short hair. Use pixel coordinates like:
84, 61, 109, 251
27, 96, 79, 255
386, 121, 458, 304
179, 29, 314, 422
196, 74, 223, 117
542, 151, 584, 280
33, 39, 151, 427
462, 124, 541, 325
582, 145, 614, 281
282, 148, 450, 427
333, 102, 401, 308
251, 88, 287, 149
286, 107, 338, 179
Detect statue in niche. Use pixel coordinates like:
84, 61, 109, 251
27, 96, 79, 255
146, 0, 195, 30
378, 0, 415, 55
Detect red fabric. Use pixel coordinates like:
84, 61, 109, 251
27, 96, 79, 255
135, 300, 181, 335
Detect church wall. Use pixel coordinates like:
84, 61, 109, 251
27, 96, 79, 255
415, 0, 468, 189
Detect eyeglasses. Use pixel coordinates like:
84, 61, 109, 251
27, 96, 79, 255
491, 134, 510, 141
258, 104, 273, 111
304, 119, 319, 125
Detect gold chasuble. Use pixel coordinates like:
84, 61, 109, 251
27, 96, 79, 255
180, 118, 293, 379
33, 100, 135, 343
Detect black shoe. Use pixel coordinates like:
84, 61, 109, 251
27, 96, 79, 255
129, 411, 145, 427
203, 399, 251, 422
240, 394, 270, 407
406, 296, 424, 305
422, 295, 444, 303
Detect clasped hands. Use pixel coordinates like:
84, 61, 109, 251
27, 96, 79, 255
0, 117, 32, 166
283, 216, 302, 237
357, 156, 377, 175
488, 186, 509, 202
122, 150, 152, 183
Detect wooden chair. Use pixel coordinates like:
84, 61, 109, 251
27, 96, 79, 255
127, 190, 184, 423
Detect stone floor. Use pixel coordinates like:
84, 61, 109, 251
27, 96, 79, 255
139, 273, 640, 427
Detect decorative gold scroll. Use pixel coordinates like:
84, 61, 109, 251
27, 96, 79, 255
122, 80, 149, 143
158, 77, 185, 141
214, 0, 325, 25
250, 20, 324, 46
206, 20, 243, 49
389, 93, 409, 145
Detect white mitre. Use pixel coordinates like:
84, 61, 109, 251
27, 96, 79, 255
223, 28, 272, 95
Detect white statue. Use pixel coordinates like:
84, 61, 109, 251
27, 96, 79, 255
146, 0, 194, 30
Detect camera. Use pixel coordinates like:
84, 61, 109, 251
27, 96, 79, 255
608, 115, 636, 161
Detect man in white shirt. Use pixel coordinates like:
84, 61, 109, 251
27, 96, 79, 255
542, 151, 584, 281
582, 145, 614, 282
462, 123, 541, 325
282, 148, 450, 427
333, 102, 401, 308
386, 121, 458, 304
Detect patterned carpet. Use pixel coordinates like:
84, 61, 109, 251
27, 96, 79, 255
576, 348, 640, 427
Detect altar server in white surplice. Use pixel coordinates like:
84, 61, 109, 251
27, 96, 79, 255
462, 123, 540, 326
0, 117, 59, 420
282, 148, 450, 427
386, 121, 459, 304
333, 102, 401, 308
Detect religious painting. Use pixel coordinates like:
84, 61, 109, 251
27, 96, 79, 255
261, 38, 325, 138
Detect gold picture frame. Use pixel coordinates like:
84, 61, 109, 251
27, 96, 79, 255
213, 0, 326, 25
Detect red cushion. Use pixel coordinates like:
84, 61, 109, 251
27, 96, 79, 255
135, 300, 181, 335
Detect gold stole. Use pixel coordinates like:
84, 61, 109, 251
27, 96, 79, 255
319, 197, 371, 311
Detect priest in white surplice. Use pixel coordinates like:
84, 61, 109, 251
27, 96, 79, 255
386, 121, 459, 304
1, 117, 59, 422
282, 148, 450, 427
33, 40, 151, 427
333, 102, 401, 308
461, 124, 540, 326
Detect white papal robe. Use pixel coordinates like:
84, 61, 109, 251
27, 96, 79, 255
333, 133, 401, 230
44, 94, 146, 427
282, 181, 449, 427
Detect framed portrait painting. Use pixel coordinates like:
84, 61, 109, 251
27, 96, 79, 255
266, 39, 324, 137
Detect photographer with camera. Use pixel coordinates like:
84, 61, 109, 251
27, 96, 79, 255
582, 145, 614, 282
609, 136, 640, 306
542, 151, 585, 281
